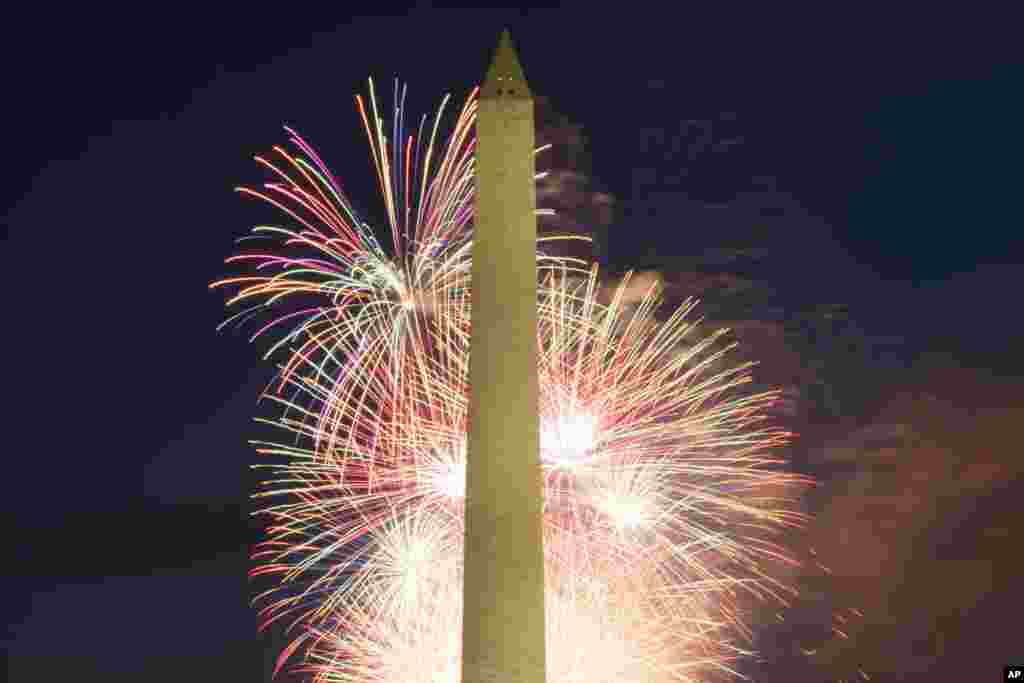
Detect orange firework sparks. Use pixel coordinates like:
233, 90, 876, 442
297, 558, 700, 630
214, 79, 811, 682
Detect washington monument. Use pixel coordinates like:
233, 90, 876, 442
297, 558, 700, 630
462, 31, 547, 683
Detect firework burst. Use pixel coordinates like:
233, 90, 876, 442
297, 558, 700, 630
214, 80, 811, 682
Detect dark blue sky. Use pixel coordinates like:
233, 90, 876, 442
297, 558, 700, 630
5, 4, 1021, 681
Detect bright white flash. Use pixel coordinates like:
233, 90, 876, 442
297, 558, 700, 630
421, 441, 467, 500
601, 495, 649, 530
541, 412, 598, 468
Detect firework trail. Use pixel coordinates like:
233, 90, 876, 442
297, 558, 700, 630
213, 80, 811, 682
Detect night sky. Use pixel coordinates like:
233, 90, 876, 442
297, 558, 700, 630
5, 5, 1022, 681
